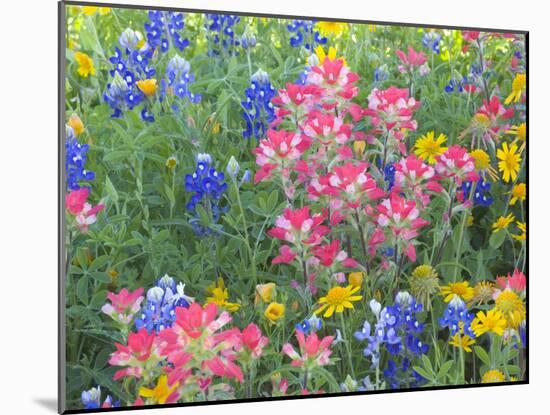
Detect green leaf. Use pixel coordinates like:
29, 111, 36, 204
437, 360, 454, 380
76, 276, 89, 305
413, 366, 434, 382
489, 230, 506, 250
164, 183, 175, 207
103, 150, 132, 163
104, 175, 119, 203
474, 345, 491, 366
89, 255, 110, 272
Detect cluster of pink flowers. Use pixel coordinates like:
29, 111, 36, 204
282, 330, 335, 368
66, 188, 105, 232
108, 301, 269, 401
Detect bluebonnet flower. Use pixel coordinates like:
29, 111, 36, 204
384, 163, 396, 190
160, 54, 201, 112
66, 126, 95, 190
185, 153, 228, 236
355, 294, 428, 388
444, 77, 467, 93
134, 274, 193, 333
240, 28, 257, 49
374, 64, 390, 82
462, 179, 493, 206
296, 314, 323, 334
81, 386, 120, 409
205, 14, 240, 56
144, 11, 189, 53
242, 69, 276, 139
104, 28, 156, 121
439, 295, 475, 337
287, 20, 327, 50
422, 31, 441, 54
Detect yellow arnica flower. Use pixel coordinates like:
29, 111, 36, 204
492, 213, 515, 233
495, 290, 526, 329
509, 183, 526, 206
470, 148, 499, 181
316, 21, 346, 37
206, 278, 240, 312
496, 142, 521, 183
68, 113, 85, 136
313, 46, 347, 66
504, 73, 526, 105
265, 302, 285, 322
315, 285, 362, 318
348, 272, 364, 288
136, 79, 158, 97
82, 6, 111, 16
512, 221, 526, 242
449, 333, 476, 352
74, 51, 96, 78
255, 282, 276, 304
481, 369, 506, 384
440, 281, 474, 302
472, 309, 507, 337
507, 123, 526, 142
166, 156, 177, 169
414, 132, 447, 164
139, 375, 178, 404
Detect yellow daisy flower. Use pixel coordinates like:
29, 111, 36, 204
509, 183, 526, 206
315, 285, 362, 318
492, 213, 515, 233
470, 149, 498, 181
496, 142, 522, 183
495, 290, 526, 329
206, 278, 240, 312
481, 369, 506, 383
440, 281, 474, 302
264, 302, 285, 322
414, 131, 447, 164
471, 309, 507, 337
316, 21, 346, 37
139, 375, 178, 404
74, 51, 96, 78
504, 73, 526, 105
469, 281, 495, 307
512, 221, 526, 241
449, 333, 476, 352
136, 79, 158, 97
312, 45, 347, 66
255, 283, 276, 304
68, 113, 85, 136
348, 272, 364, 288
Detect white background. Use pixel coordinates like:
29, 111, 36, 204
0, 0, 545, 413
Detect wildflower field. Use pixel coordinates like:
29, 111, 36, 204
62, 3, 527, 411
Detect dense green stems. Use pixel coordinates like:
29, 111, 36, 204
232, 178, 257, 284
339, 312, 356, 379
354, 209, 371, 277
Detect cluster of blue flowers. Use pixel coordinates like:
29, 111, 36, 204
384, 163, 396, 191
287, 20, 327, 50
462, 179, 493, 206
104, 29, 156, 121
383, 358, 425, 389
144, 11, 189, 53
439, 295, 475, 337
422, 32, 441, 54
66, 126, 95, 190
444, 65, 490, 94
134, 274, 193, 333
185, 153, 228, 236
160, 54, 201, 112
205, 14, 240, 56
355, 293, 428, 388
81, 386, 119, 410
242, 69, 276, 139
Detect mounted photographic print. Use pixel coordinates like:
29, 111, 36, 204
59, 1, 528, 413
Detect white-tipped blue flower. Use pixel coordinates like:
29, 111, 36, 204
147, 286, 165, 303
241, 169, 251, 184
251, 68, 269, 84
196, 153, 212, 164
167, 54, 190, 77
395, 291, 413, 307
226, 156, 240, 179
369, 299, 381, 320
81, 386, 101, 409
119, 28, 143, 50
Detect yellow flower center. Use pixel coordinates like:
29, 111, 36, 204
481, 369, 505, 383
412, 265, 436, 279
495, 291, 521, 314
512, 74, 526, 93
470, 149, 491, 170
325, 286, 349, 306
474, 113, 491, 127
